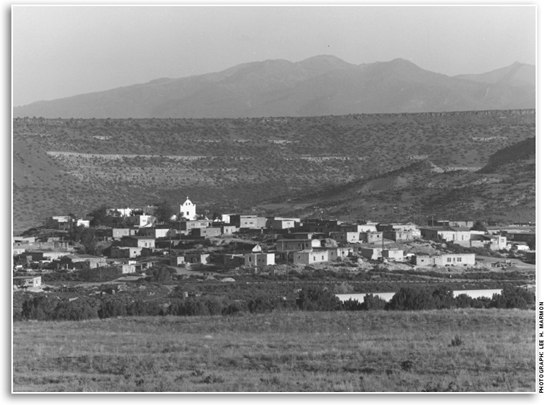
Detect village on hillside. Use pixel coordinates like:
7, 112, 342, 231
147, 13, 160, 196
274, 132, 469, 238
13, 196, 536, 293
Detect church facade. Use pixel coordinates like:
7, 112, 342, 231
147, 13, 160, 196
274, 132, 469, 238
179, 197, 197, 220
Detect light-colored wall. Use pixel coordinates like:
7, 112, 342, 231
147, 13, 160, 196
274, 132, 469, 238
383, 249, 404, 261
276, 239, 317, 251
180, 198, 197, 220
293, 251, 329, 265
359, 248, 382, 260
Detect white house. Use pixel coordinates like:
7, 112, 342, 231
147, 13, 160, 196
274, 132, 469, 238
76, 219, 90, 228
180, 197, 197, 220
244, 253, 275, 268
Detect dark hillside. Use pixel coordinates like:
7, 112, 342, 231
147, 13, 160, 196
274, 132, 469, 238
270, 133, 536, 224
479, 137, 535, 174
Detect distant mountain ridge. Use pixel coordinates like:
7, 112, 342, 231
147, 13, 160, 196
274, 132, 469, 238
14, 56, 535, 118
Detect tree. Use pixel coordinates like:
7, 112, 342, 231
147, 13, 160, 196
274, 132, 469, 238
150, 267, 173, 283
69, 224, 86, 243
98, 299, 127, 318
155, 200, 175, 223
471, 220, 487, 232
297, 287, 343, 311
80, 228, 98, 255
363, 294, 387, 310
432, 286, 456, 309
89, 204, 109, 227
21, 296, 58, 320
53, 298, 99, 321
387, 288, 436, 311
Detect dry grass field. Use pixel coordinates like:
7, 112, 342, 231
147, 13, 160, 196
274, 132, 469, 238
12, 309, 535, 392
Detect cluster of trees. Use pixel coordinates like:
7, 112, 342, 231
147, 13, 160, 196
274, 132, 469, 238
14, 285, 534, 322
385, 285, 534, 311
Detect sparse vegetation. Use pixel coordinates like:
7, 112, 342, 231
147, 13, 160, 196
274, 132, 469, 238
12, 310, 535, 392
12, 110, 534, 232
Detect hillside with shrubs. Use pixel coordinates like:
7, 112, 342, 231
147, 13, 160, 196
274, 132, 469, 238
13, 109, 534, 231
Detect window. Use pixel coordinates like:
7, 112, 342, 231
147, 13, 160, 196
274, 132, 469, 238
457, 257, 462, 262
322, 256, 324, 260
447, 257, 451, 262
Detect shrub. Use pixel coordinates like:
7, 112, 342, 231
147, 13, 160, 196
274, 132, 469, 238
490, 285, 534, 309
98, 299, 128, 318
432, 286, 456, 309
455, 294, 473, 308
387, 288, 436, 311
53, 299, 99, 321
363, 294, 387, 310
342, 298, 365, 311
222, 301, 246, 316
450, 335, 463, 347
21, 295, 58, 320
248, 295, 287, 313
127, 300, 163, 316
296, 287, 343, 311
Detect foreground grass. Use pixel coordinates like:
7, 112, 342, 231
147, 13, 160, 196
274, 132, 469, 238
13, 309, 535, 392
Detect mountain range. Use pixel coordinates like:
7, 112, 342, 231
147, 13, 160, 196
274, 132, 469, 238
14, 56, 535, 118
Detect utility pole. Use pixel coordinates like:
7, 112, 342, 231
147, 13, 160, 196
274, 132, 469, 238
381, 230, 385, 261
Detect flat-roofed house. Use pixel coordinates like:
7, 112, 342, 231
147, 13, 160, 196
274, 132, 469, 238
329, 231, 360, 244
221, 214, 236, 224
60, 254, 107, 270
185, 253, 211, 265
126, 215, 156, 228
382, 249, 404, 262
270, 219, 297, 230
13, 276, 42, 288
25, 250, 70, 261
411, 253, 475, 267
121, 236, 156, 248
179, 220, 212, 231
192, 227, 222, 238
276, 239, 321, 251
420, 227, 471, 243
138, 227, 170, 239
280, 232, 317, 240
244, 253, 275, 268
293, 250, 331, 265
221, 225, 238, 235
112, 228, 138, 240
359, 247, 383, 260
110, 246, 142, 259
383, 229, 414, 242
360, 231, 383, 244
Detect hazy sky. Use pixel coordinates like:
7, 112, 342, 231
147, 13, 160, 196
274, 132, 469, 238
12, 5, 536, 107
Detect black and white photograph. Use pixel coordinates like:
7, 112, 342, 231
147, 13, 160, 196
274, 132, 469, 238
11, 2, 538, 393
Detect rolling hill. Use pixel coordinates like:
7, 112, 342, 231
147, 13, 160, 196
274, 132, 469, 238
268, 137, 536, 224
12, 110, 535, 232
13, 56, 535, 119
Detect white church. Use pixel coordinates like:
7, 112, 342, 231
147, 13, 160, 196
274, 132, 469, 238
179, 197, 197, 220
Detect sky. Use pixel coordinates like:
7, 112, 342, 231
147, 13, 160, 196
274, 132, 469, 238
12, 4, 536, 107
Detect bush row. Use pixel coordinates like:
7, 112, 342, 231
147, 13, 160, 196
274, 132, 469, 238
14, 285, 534, 322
